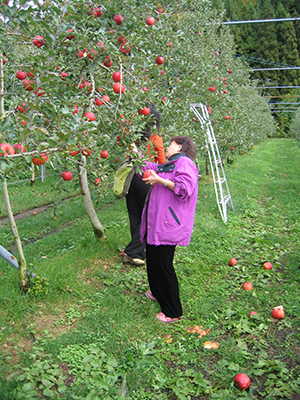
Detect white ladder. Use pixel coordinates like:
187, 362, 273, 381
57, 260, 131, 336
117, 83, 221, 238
190, 103, 234, 224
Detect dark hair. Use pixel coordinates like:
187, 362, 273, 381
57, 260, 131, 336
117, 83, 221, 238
171, 136, 196, 160
140, 104, 160, 142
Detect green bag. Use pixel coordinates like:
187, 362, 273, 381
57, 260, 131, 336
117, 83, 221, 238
113, 159, 135, 199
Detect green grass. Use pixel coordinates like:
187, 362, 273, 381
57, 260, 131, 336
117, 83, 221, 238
0, 139, 299, 399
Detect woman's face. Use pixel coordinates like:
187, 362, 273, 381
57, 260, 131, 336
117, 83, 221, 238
165, 140, 182, 159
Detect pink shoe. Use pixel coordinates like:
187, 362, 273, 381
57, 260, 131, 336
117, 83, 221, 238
156, 312, 183, 323
145, 291, 157, 301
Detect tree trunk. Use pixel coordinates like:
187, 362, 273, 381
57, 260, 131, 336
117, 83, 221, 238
2, 179, 29, 290
78, 156, 106, 240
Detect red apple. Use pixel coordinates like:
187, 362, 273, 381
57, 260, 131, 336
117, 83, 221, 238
146, 17, 155, 26
17, 105, 24, 113
95, 98, 103, 106
81, 148, 91, 157
228, 258, 237, 266
156, 56, 164, 65
113, 14, 124, 26
13, 143, 26, 152
32, 211, 37, 216
22, 79, 34, 91
102, 95, 110, 103
143, 170, 152, 179
263, 262, 273, 270
16, 71, 26, 80
157, 8, 163, 13
113, 82, 125, 94
228, 69, 232, 73
84, 112, 95, 122
69, 147, 79, 156
118, 36, 125, 43
94, 178, 101, 186
242, 282, 253, 291
139, 106, 150, 116
33, 35, 45, 47
234, 373, 250, 390
61, 71, 68, 80
62, 171, 73, 181
112, 71, 124, 82
31, 153, 48, 165
225, 115, 230, 120
142, 87, 147, 92
272, 305, 284, 319
249, 311, 258, 317
93, 7, 102, 18
104, 56, 112, 67
162, 97, 167, 102
66, 29, 75, 40
100, 150, 109, 159
0, 143, 15, 156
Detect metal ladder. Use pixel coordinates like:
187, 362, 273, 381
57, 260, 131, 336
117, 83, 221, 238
190, 103, 234, 224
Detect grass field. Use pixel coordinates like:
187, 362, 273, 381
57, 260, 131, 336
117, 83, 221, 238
0, 138, 299, 400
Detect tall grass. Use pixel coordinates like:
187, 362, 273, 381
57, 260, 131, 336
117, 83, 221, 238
0, 139, 299, 400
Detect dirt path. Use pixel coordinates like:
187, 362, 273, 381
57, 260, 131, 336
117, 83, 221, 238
0, 194, 80, 225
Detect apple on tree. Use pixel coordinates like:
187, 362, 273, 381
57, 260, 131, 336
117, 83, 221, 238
69, 147, 79, 156
112, 71, 124, 82
13, 143, 26, 152
84, 111, 96, 122
0, 143, 15, 156
93, 7, 102, 18
156, 56, 164, 65
234, 373, 250, 390
16, 71, 26, 80
33, 35, 45, 47
62, 171, 73, 181
139, 106, 150, 116
81, 148, 91, 157
100, 150, 109, 159
31, 153, 48, 165
94, 178, 101, 186
113, 14, 124, 26
113, 83, 125, 94
103, 56, 112, 67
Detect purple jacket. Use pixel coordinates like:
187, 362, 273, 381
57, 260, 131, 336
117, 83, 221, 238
140, 154, 198, 246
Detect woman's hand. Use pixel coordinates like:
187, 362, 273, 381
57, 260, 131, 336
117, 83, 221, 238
142, 170, 162, 186
143, 170, 175, 191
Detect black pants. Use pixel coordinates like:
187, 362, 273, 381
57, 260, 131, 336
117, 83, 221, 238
146, 243, 183, 318
124, 174, 150, 260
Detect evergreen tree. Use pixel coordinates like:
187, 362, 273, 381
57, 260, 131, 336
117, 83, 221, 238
275, 2, 300, 90
254, 0, 280, 96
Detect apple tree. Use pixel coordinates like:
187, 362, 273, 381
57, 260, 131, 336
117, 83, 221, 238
0, 0, 275, 289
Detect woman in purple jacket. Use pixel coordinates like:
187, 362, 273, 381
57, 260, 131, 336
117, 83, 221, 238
141, 136, 198, 323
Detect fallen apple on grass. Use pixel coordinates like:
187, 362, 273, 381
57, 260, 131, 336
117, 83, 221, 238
242, 282, 253, 291
249, 311, 258, 317
272, 305, 284, 319
234, 373, 250, 390
228, 258, 237, 266
263, 262, 273, 270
